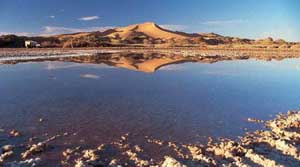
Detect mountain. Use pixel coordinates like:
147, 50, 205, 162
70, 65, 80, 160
0, 22, 299, 49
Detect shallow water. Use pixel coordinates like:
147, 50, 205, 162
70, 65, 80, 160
0, 53, 300, 164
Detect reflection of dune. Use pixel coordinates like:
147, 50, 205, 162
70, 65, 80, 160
3, 51, 293, 73
56, 53, 197, 73
0, 52, 244, 73
111, 57, 191, 73
136, 58, 189, 73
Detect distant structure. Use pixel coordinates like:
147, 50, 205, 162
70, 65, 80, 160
25, 40, 41, 48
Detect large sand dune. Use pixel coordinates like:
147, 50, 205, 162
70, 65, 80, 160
107, 22, 188, 40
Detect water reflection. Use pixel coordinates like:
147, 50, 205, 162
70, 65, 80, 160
0, 52, 283, 73
4, 51, 298, 73
0, 52, 300, 165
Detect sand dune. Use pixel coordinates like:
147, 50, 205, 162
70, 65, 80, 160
107, 22, 188, 40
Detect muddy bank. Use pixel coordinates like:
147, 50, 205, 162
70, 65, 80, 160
0, 111, 299, 166
0, 48, 300, 63
0, 48, 122, 62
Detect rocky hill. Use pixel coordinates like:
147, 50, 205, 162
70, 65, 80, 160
0, 22, 299, 49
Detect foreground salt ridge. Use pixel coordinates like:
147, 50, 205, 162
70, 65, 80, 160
1, 111, 299, 167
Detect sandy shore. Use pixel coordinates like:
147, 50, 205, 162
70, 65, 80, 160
1, 111, 299, 166
0, 48, 122, 62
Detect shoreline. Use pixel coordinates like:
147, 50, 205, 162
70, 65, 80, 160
1, 111, 299, 166
1, 47, 300, 63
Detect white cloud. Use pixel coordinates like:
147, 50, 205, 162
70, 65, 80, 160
78, 16, 99, 21
159, 24, 188, 31
201, 19, 248, 26
258, 29, 296, 42
45, 63, 84, 70
201, 70, 238, 76
41, 26, 114, 36
0, 25, 114, 37
49, 15, 55, 19
45, 62, 112, 70
159, 64, 184, 71
0, 31, 35, 36
80, 74, 101, 79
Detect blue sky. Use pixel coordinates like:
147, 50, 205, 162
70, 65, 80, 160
0, 0, 299, 41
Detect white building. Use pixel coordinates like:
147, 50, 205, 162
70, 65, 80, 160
25, 40, 41, 48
